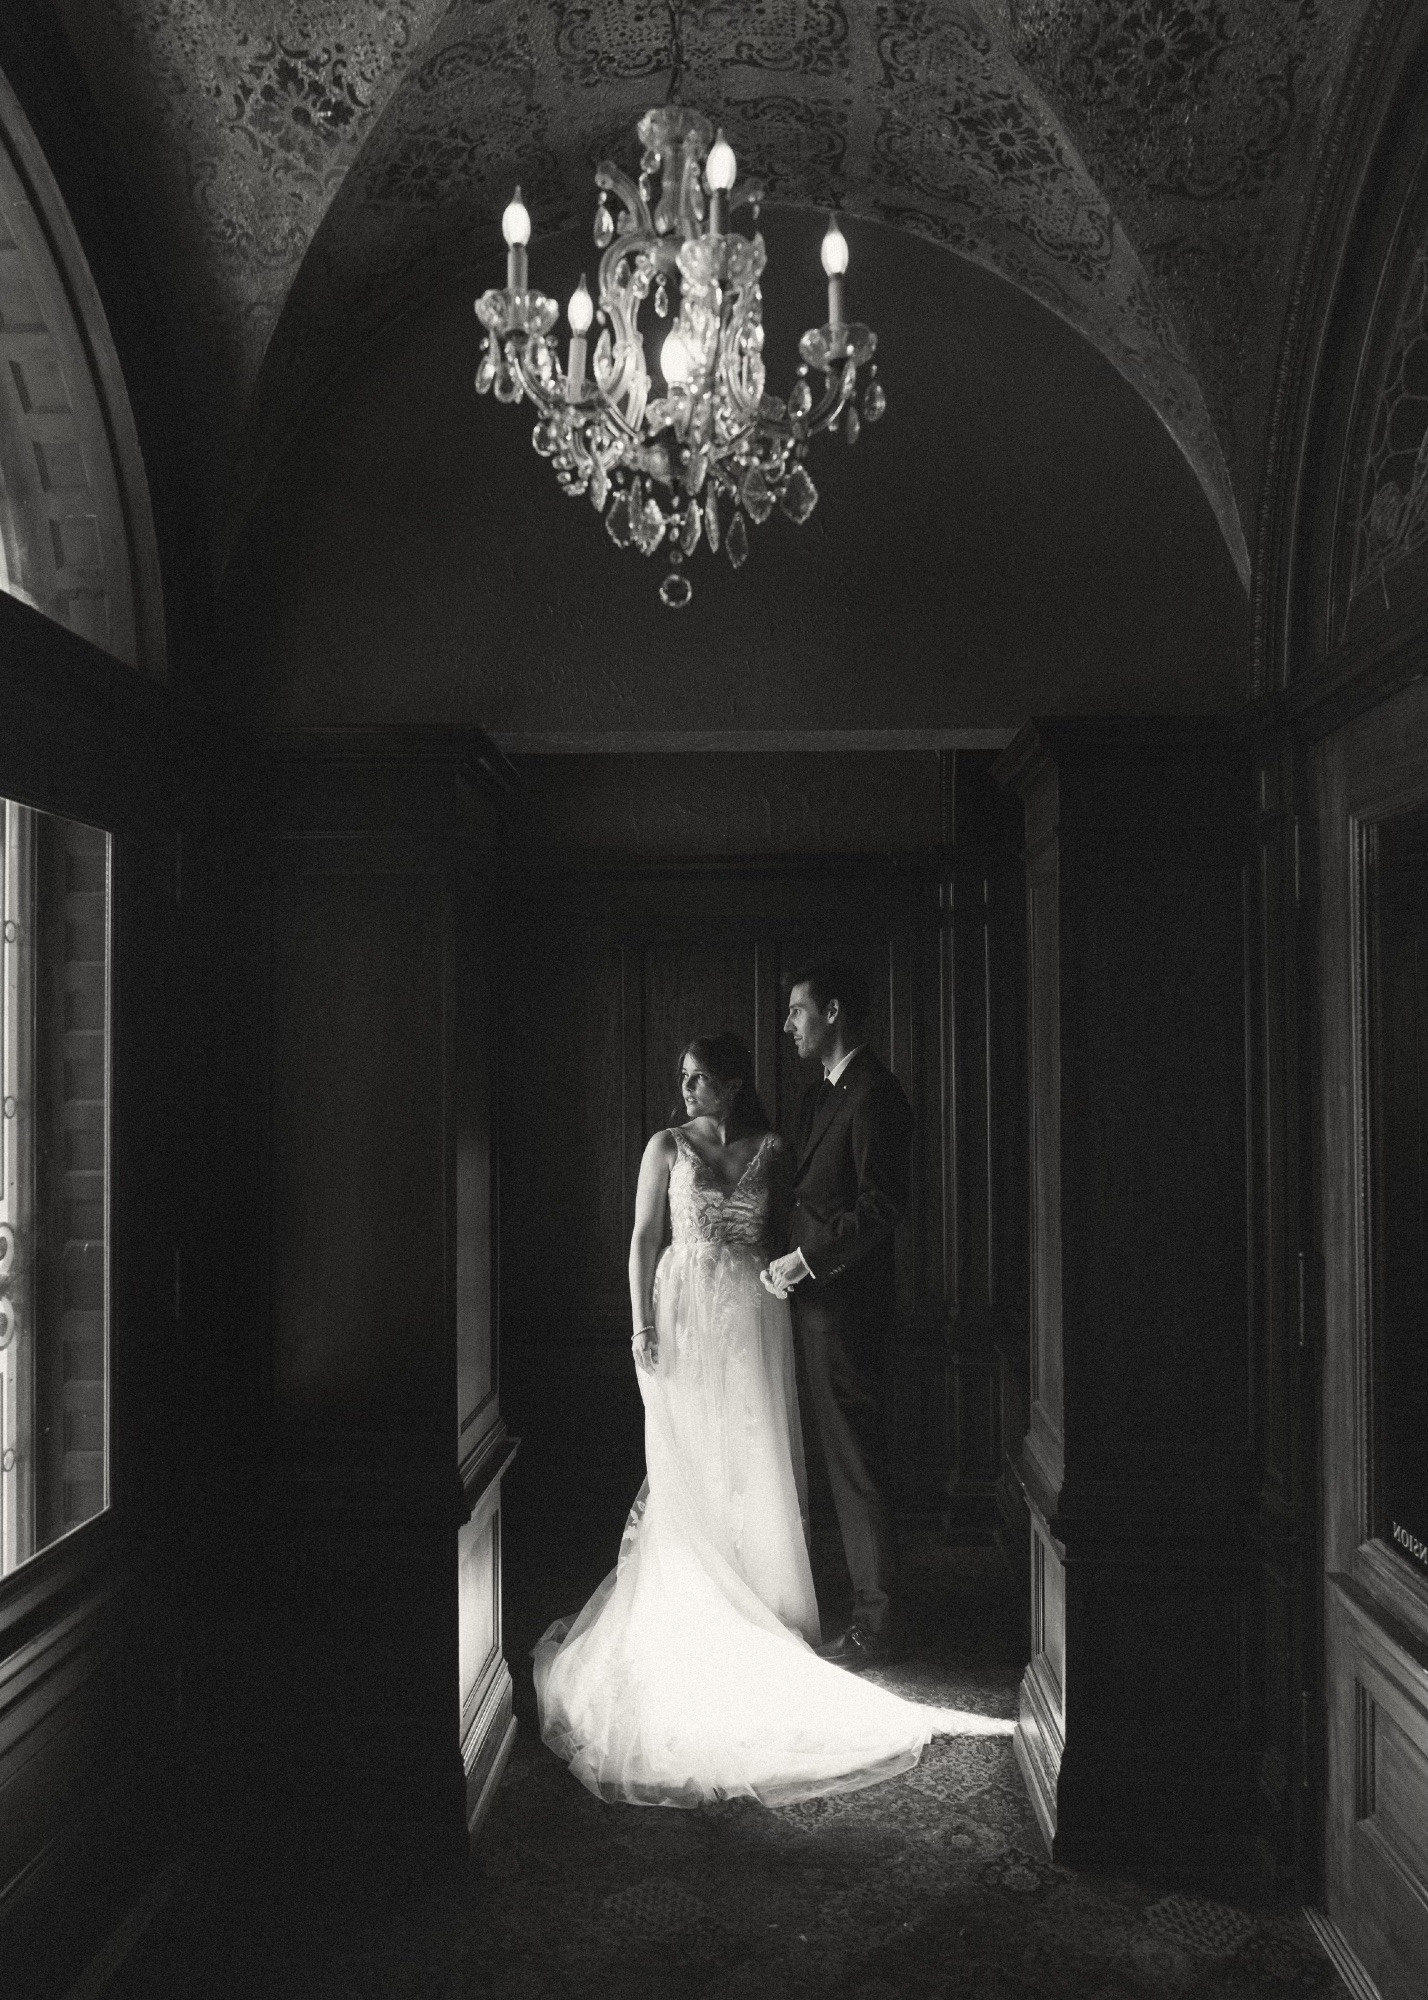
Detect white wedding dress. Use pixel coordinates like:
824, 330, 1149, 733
534, 1128, 1008, 1808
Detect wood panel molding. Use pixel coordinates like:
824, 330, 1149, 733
996, 720, 1255, 1866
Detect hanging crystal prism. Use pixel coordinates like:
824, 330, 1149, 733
633, 495, 666, 555
605, 491, 633, 548
593, 193, 614, 247
726, 509, 749, 568
742, 464, 775, 523
779, 465, 819, 523
862, 372, 886, 422
844, 403, 861, 445
705, 488, 721, 552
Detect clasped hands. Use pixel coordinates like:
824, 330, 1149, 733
634, 1254, 808, 1370
759, 1251, 810, 1302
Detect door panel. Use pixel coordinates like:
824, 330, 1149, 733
1316, 679, 1428, 2000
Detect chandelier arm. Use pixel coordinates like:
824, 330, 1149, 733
801, 373, 857, 437
504, 337, 563, 411
595, 162, 652, 237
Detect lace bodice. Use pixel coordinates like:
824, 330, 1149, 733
668, 1128, 783, 1250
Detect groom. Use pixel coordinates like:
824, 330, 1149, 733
761, 959, 914, 1669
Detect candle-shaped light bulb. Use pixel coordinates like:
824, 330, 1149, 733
501, 188, 531, 247
705, 132, 737, 192
660, 328, 692, 387
502, 186, 531, 291
821, 213, 849, 329
567, 275, 593, 335
705, 129, 736, 238
567, 275, 592, 400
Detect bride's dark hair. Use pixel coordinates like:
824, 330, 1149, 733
674, 1033, 772, 1134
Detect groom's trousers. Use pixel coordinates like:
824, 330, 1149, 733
798, 1318, 897, 1636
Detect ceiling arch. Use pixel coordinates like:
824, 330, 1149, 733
50, 0, 1365, 591
248, 0, 1249, 583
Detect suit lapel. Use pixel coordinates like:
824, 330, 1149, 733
795, 1051, 873, 1178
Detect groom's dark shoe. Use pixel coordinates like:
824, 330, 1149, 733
816, 1620, 898, 1671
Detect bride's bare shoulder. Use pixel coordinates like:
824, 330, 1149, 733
643, 1127, 680, 1163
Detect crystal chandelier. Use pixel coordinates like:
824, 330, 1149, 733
474, 108, 884, 608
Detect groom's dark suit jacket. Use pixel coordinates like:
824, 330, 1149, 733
789, 1048, 914, 1346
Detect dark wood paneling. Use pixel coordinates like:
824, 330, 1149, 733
497, 750, 1027, 1541
269, 869, 449, 1436
183, 740, 511, 1862
1315, 675, 1428, 1995
998, 721, 1255, 1868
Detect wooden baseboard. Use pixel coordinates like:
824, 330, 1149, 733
467, 1713, 518, 1843
463, 1659, 517, 1841
1303, 1909, 1387, 2000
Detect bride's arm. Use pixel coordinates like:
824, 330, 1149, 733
628, 1129, 676, 1369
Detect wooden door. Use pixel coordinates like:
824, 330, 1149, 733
1316, 680, 1428, 1999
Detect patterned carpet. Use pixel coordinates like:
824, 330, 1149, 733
105, 1514, 1340, 2000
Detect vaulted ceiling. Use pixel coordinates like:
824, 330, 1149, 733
49, 0, 1365, 592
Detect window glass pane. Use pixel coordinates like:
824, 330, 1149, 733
0, 796, 110, 1577
1369, 806, 1428, 1576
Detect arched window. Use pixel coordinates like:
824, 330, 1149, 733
0, 62, 165, 1581
0, 64, 163, 675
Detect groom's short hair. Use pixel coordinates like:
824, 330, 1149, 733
789, 958, 871, 1034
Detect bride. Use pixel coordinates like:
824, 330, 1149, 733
534, 1031, 1012, 1808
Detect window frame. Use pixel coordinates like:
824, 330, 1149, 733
0, 587, 174, 1655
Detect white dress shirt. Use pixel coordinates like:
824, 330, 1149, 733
824, 1045, 865, 1089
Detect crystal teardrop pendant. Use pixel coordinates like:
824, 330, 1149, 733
684, 447, 708, 497
788, 373, 813, 421
654, 276, 669, 318
742, 464, 775, 524
862, 373, 886, 422
705, 488, 721, 552
844, 403, 861, 445
634, 495, 666, 555
475, 345, 497, 395
593, 194, 614, 247
681, 499, 701, 555
605, 491, 633, 548
726, 509, 749, 568
589, 461, 609, 512
779, 465, 819, 524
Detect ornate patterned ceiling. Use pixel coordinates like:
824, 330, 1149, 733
49, 0, 1367, 583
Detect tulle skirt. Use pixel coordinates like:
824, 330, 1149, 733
534, 1238, 955, 1808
